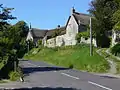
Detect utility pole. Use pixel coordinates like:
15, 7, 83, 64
28, 41, 29, 52
90, 17, 93, 56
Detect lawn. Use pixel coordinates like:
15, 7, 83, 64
24, 44, 110, 73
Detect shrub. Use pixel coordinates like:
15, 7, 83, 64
9, 71, 20, 81
111, 43, 120, 56
69, 64, 74, 69
38, 40, 42, 47
75, 33, 81, 43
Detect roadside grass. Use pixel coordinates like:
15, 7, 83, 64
0, 80, 8, 83
24, 44, 110, 73
99, 48, 120, 74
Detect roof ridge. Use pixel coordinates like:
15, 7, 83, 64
32, 28, 48, 31
74, 12, 90, 16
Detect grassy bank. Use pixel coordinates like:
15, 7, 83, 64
24, 44, 110, 73
99, 48, 120, 74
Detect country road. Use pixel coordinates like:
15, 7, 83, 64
1, 60, 120, 90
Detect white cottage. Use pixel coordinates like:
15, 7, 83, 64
27, 8, 97, 47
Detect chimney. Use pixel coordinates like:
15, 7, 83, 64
29, 23, 32, 30
57, 25, 60, 29
71, 7, 75, 15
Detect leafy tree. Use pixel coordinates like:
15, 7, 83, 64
88, 0, 119, 47
0, 4, 16, 60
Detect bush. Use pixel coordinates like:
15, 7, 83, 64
111, 43, 120, 56
69, 64, 74, 69
38, 40, 42, 47
75, 33, 81, 43
9, 71, 20, 81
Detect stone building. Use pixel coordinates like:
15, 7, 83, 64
26, 8, 97, 47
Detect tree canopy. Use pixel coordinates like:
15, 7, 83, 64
88, 0, 120, 47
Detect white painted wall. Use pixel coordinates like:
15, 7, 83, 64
46, 38, 56, 48
26, 31, 33, 41
112, 30, 120, 46
80, 37, 97, 47
66, 15, 78, 45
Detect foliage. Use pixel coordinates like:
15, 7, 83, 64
88, 0, 119, 47
113, 10, 120, 23
0, 4, 29, 79
113, 21, 120, 30
52, 29, 61, 38
24, 44, 109, 73
9, 71, 20, 81
80, 31, 89, 38
111, 43, 120, 56
75, 33, 81, 43
38, 40, 42, 47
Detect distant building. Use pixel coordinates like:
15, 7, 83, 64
26, 8, 97, 47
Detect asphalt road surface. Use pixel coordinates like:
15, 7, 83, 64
1, 60, 120, 90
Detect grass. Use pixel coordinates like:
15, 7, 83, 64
9, 71, 20, 81
24, 44, 110, 73
0, 80, 8, 83
99, 48, 120, 74
0, 57, 8, 70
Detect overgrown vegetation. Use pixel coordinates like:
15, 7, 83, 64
99, 48, 120, 74
75, 31, 90, 43
0, 4, 29, 80
24, 44, 110, 73
89, 0, 120, 48
9, 71, 20, 81
111, 43, 120, 56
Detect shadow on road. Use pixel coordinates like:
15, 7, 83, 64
13, 87, 79, 90
100, 75, 118, 79
23, 66, 69, 75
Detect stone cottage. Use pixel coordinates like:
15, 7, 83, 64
26, 8, 97, 47
26, 28, 47, 46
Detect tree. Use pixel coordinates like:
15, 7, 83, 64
0, 4, 16, 60
88, 0, 119, 47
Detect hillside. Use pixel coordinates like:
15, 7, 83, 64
24, 44, 110, 73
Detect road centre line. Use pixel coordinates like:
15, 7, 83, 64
61, 73, 79, 80
88, 81, 112, 90
27, 62, 41, 67
27, 62, 113, 90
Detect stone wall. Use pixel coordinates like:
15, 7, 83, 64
45, 34, 78, 48
80, 37, 97, 47
46, 38, 56, 48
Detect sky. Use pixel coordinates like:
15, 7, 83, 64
1, 0, 91, 29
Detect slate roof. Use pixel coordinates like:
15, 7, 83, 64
30, 26, 66, 38
73, 12, 91, 25
30, 28, 48, 38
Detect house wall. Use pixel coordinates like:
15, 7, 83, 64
80, 37, 97, 47
26, 31, 33, 41
46, 38, 56, 48
65, 15, 78, 45
112, 30, 120, 46
56, 35, 66, 46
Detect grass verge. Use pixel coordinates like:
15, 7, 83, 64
24, 44, 110, 73
99, 48, 120, 74
9, 66, 23, 81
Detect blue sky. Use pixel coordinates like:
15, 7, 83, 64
1, 0, 91, 29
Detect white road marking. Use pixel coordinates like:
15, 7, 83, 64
61, 73, 79, 80
27, 62, 38, 67
88, 81, 112, 90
